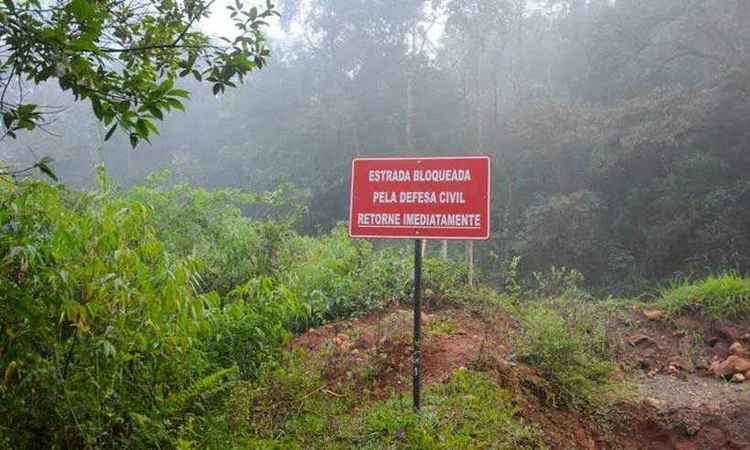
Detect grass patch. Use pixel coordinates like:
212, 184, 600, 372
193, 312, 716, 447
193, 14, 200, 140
515, 300, 621, 412
426, 317, 461, 336
347, 370, 542, 449
226, 355, 542, 449
657, 274, 750, 320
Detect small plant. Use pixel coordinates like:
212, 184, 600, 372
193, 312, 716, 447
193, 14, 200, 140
205, 277, 307, 379
531, 266, 588, 298
362, 311, 411, 383
422, 257, 469, 296
427, 317, 461, 336
499, 255, 523, 297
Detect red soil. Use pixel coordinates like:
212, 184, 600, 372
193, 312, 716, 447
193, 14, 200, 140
290, 304, 750, 449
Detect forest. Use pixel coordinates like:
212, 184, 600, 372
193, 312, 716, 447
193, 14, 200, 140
2, 0, 750, 449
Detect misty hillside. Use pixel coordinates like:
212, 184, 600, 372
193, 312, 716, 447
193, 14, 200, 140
6, 0, 749, 293
2, 0, 749, 449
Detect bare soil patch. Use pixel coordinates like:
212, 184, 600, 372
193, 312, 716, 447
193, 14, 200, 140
612, 308, 750, 449
292, 305, 512, 398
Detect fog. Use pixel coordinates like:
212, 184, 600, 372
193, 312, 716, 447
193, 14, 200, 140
3, 0, 749, 292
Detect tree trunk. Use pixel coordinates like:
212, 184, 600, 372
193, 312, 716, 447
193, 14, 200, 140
465, 241, 474, 287
738, 1, 749, 62
406, 71, 416, 153
475, 43, 483, 153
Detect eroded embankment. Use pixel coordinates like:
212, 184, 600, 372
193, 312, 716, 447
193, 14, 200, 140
290, 304, 750, 449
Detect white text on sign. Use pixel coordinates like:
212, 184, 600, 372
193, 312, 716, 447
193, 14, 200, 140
349, 156, 491, 240
372, 191, 466, 204
368, 169, 472, 183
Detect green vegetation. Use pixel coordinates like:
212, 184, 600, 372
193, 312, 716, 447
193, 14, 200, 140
0, 0, 277, 149
0, 176, 469, 448
18, 172, 748, 449
515, 303, 618, 412
281, 231, 411, 326
11, 173, 744, 448
1, 178, 222, 448
657, 274, 750, 320
228, 359, 542, 450
3, 1, 749, 447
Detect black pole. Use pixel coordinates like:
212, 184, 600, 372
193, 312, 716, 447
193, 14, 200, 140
413, 238, 422, 411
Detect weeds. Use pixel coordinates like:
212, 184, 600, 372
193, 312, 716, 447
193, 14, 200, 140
427, 317, 461, 336
515, 303, 619, 412
228, 358, 542, 449
349, 370, 542, 449
657, 273, 750, 320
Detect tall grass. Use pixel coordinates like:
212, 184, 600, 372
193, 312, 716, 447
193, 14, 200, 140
657, 273, 750, 319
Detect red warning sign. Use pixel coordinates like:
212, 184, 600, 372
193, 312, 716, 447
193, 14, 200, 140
348, 156, 491, 240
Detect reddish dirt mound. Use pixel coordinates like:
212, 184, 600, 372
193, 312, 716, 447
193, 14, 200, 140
292, 306, 512, 397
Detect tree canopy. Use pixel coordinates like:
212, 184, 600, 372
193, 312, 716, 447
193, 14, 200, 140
0, 0, 277, 150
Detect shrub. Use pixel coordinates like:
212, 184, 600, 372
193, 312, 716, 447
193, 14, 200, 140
515, 304, 616, 412
205, 277, 310, 378
657, 273, 750, 320
422, 256, 469, 297
126, 175, 300, 295
0, 180, 224, 448
283, 227, 411, 325
498, 255, 523, 297
530, 266, 588, 299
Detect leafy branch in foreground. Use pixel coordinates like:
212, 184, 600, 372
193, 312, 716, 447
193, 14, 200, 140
0, 156, 57, 181
0, 0, 278, 149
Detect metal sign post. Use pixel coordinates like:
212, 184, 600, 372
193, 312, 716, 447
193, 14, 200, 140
413, 238, 422, 411
347, 155, 491, 414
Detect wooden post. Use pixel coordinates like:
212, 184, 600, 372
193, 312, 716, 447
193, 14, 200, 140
441, 240, 448, 259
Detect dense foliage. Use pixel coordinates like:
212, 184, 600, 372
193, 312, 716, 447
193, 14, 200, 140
0, 177, 219, 448
11, 0, 747, 293
0, 175, 470, 448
